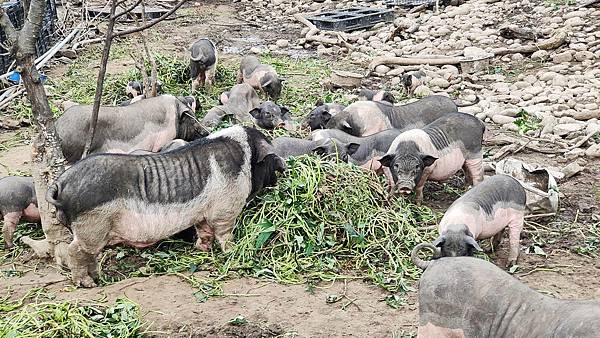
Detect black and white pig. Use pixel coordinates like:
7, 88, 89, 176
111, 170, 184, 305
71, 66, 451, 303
380, 112, 485, 204
357, 89, 395, 104
411, 256, 600, 338
250, 101, 294, 130
237, 56, 284, 100
46, 126, 286, 287
189, 38, 217, 92
56, 95, 206, 163
201, 84, 260, 128
310, 128, 402, 170
303, 102, 346, 131
120, 81, 164, 106
0, 176, 40, 249
326, 95, 463, 137
272, 136, 359, 161
433, 174, 526, 267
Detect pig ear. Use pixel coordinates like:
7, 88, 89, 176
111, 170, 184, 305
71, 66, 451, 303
321, 111, 332, 120
378, 154, 395, 168
341, 121, 352, 132
261, 78, 273, 87
464, 236, 483, 252
420, 154, 438, 167
249, 108, 262, 118
312, 145, 328, 156
257, 139, 276, 163
280, 106, 291, 116
432, 235, 446, 247
346, 143, 360, 156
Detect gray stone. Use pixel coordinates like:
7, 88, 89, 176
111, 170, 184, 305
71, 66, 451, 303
561, 162, 583, 178
565, 17, 585, 27
574, 51, 594, 61
375, 65, 391, 74
463, 46, 487, 58
552, 51, 573, 63
429, 77, 451, 89
531, 50, 549, 60
492, 114, 516, 124
585, 144, 600, 158
553, 123, 585, 136
275, 39, 289, 48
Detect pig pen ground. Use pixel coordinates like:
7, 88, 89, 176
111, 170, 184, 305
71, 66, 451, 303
1, 0, 600, 336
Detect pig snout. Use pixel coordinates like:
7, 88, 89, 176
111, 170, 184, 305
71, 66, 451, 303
397, 187, 413, 195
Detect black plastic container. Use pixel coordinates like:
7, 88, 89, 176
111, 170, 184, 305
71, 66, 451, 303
306, 7, 394, 32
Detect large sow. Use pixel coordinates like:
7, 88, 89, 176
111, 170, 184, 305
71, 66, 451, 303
47, 126, 285, 287
412, 256, 600, 338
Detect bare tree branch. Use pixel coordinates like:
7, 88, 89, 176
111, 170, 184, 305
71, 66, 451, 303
0, 8, 18, 47
113, 0, 143, 19
81, 0, 118, 158
113, 0, 186, 37
23, 0, 32, 16
139, 0, 158, 97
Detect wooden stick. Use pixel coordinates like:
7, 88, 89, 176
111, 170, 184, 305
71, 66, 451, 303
369, 56, 463, 70
491, 29, 568, 56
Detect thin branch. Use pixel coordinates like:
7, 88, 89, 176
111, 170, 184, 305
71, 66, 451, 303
113, 0, 186, 37
81, 0, 119, 158
113, 0, 143, 19
139, 1, 158, 97
0, 8, 17, 46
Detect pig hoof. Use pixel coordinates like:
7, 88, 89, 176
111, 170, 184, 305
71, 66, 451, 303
74, 276, 97, 288
506, 260, 517, 269
195, 243, 212, 252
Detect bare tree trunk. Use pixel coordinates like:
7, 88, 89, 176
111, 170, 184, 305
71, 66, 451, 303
0, 0, 71, 264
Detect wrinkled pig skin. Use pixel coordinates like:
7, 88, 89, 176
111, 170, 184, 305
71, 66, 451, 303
201, 84, 260, 128
435, 175, 526, 266
47, 126, 286, 288
0, 176, 40, 249
380, 112, 485, 204
250, 102, 294, 130
237, 56, 284, 100
189, 38, 217, 92
357, 88, 395, 104
310, 129, 402, 167
303, 103, 346, 131
417, 256, 600, 338
55, 95, 207, 163
129, 139, 190, 155
272, 136, 359, 161
326, 95, 459, 137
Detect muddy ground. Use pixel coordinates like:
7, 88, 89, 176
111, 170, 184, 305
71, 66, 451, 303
1, 1, 599, 337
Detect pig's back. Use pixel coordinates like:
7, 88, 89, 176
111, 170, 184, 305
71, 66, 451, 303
422, 112, 485, 155
54, 137, 246, 221
0, 176, 36, 212
454, 174, 526, 214
387, 95, 458, 130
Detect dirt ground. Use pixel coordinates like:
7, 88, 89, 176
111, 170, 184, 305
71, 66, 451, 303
1, 1, 600, 337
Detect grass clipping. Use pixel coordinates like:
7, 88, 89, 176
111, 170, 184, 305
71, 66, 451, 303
226, 156, 437, 292
0, 297, 143, 338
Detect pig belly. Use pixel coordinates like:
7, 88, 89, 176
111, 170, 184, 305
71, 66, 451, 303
21, 203, 41, 222
478, 207, 524, 239
428, 147, 466, 181
108, 201, 205, 248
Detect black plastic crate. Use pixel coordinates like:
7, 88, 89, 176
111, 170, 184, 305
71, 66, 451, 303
306, 7, 394, 32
